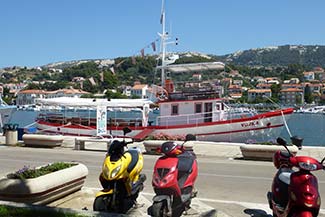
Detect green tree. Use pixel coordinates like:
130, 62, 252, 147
304, 84, 314, 104
105, 90, 128, 99
270, 84, 281, 103
82, 80, 99, 93
25, 83, 41, 90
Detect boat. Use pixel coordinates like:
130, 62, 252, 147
294, 105, 325, 114
34, 0, 294, 143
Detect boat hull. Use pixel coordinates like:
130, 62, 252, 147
36, 108, 293, 143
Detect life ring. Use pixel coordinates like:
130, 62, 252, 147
156, 89, 169, 100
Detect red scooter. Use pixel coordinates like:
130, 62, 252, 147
148, 134, 198, 217
267, 136, 325, 217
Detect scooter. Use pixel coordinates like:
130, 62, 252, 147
267, 136, 325, 217
93, 127, 146, 213
148, 134, 198, 217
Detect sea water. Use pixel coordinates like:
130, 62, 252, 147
279, 113, 325, 146
9, 110, 325, 146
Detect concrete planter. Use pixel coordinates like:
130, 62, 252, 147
143, 140, 193, 154
23, 134, 64, 147
0, 162, 88, 205
240, 144, 298, 161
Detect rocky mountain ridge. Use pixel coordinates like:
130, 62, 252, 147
2, 45, 325, 70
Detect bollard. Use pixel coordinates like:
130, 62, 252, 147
5, 130, 18, 145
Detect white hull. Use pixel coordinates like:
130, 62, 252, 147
36, 108, 293, 143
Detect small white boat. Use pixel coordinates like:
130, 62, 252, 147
295, 106, 325, 114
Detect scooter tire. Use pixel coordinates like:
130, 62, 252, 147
151, 201, 168, 217
93, 195, 111, 212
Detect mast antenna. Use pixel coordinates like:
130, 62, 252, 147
158, 0, 178, 88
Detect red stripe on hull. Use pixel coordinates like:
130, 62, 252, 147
196, 124, 284, 136
36, 108, 293, 140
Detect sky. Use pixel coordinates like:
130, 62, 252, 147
1, 0, 325, 68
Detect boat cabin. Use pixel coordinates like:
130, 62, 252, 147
157, 90, 227, 126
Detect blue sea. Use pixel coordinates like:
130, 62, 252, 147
9, 110, 325, 146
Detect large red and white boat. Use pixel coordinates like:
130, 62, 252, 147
35, 95, 293, 143
35, 0, 294, 143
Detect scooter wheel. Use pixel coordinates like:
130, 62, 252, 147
151, 201, 168, 217
93, 195, 111, 212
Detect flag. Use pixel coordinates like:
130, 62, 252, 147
132, 56, 136, 65
100, 72, 104, 82
89, 77, 96, 86
151, 42, 156, 52
110, 67, 115, 75
140, 49, 145, 57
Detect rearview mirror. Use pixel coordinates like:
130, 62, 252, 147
291, 136, 303, 150
185, 134, 196, 141
276, 137, 287, 146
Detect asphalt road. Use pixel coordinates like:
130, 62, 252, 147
1, 145, 325, 217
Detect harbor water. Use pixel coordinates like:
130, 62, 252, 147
9, 110, 325, 146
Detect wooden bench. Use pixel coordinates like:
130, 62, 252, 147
74, 136, 113, 150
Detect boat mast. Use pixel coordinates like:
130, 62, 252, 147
160, 0, 167, 88
159, 0, 177, 88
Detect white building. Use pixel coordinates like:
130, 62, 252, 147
130, 84, 148, 99
247, 89, 272, 102
16, 88, 89, 105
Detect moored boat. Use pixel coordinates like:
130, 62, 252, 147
35, 95, 293, 143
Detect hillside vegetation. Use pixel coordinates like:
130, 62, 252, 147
1, 45, 323, 95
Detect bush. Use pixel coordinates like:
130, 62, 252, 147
146, 133, 186, 141
0, 205, 87, 217
7, 162, 77, 180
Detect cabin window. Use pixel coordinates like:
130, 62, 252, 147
171, 104, 178, 115
195, 103, 202, 113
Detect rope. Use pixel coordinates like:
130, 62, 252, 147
23, 122, 37, 128
281, 110, 292, 138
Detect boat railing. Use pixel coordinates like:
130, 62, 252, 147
156, 110, 223, 126
156, 108, 257, 126
39, 113, 144, 128
156, 114, 205, 126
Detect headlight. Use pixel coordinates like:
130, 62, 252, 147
111, 165, 121, 178
102, 165, 109, 179
299, 162, 317, 171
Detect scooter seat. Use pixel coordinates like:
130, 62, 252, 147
177, 153, 194, 173
127, 149, 139, 173
278, 171, 292, 185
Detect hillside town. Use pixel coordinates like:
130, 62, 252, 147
1, 64, 325, 108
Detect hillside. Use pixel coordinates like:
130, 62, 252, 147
218, 45, 325, 67
40, 45, 325, 69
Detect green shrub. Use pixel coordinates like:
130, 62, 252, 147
7, 162, 77, 180
0, 205, 87, 217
